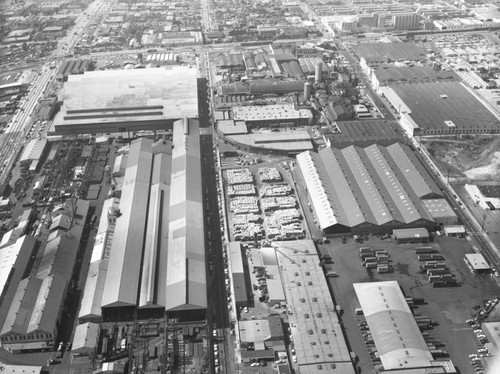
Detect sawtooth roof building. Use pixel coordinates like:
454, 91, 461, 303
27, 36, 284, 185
354, 281, 456, 373
296, 142, 443, 235
52, 67, 199, 135
96, 118, 206, 322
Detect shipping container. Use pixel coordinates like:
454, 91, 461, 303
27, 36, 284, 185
415, 247, 435, 254
427, 269, 449, 276
418, 255, 433, 261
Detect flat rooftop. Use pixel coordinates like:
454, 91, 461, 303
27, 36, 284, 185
232, 104, 312, 122
274, 240, 353, 371
353, 42, 428, 63
54, 67, 198, 132
465, 253, 490, 271
328, 120, 403, 144
391, 81, 500, 131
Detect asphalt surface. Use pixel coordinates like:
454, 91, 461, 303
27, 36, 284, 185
198, 76, 230, 374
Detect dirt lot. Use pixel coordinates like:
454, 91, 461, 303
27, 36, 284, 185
318, 235, 499, 374
423, 136, 500, 182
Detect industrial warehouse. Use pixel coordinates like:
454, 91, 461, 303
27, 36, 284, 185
297, 142, 456, 234
79, 118, 207, 323
51, 66, 199, 135
353, 281, 457, 373
0, 200, 89, 353
381, 81, 500, 136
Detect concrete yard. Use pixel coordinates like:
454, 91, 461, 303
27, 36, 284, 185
318, 235, 499, 374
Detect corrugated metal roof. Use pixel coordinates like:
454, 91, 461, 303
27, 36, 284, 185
27, 275, 66, 334
165, 119, 206, 311
102, 138, 153, 308
339, 146, 394, 225
1, 278, 34, 335
297, 143, 436, 231
364, 144, 424, 223
78, 260, 108, 321
386, 143, 442, 199
0, 236, 35, 297
354, 281, 434, 370
139, 149, 172, 308
296, 151, 339, 229
72, 322, 99, 353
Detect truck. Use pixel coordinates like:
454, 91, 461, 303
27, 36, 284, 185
415, 247, 435, 254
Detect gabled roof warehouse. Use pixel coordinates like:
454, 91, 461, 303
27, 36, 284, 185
101, 138, 154, 309
0, 201, 89, 352
296, 143, 439, 234
165, 119, 207, 313
139, 144, 172, 309
86, 120, 206, 322
79, 198, 118, 323
0, 235, 36, 310
229, 242, 250, 306
71, 322, 99, 355
354, 281, 456, 372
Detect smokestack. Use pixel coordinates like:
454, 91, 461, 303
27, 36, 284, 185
315, 62, 322, 84
304, 82, 312, 100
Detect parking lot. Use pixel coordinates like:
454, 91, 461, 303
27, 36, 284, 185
318, 235, 499, 374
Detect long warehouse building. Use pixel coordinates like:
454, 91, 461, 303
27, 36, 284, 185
51, 67, 199, 135
96, 118, 206, 322
165, 118, 207, 318
297, 142, 444, 235
354, 281, 456, 373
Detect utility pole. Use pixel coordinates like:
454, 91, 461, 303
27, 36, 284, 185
481, 212, 487, 233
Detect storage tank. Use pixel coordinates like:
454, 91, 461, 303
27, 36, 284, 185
303, 82, 312, 100
315, 62, 322, 84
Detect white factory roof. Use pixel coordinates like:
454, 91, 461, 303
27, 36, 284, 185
19, 139, 48, 163
72, 322, 99, 354
0, 365, 44, 374
165, 118, 207, 311
78, 260, 108, 322
353, 281, 434, 370
465, 253, 490, 271
56, 66, 199, 129
232, 104, 312, 122
102, 138, 154, 308
217, 120, 248, 135
443, 225, 466, 235
0, 236, 35, 297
